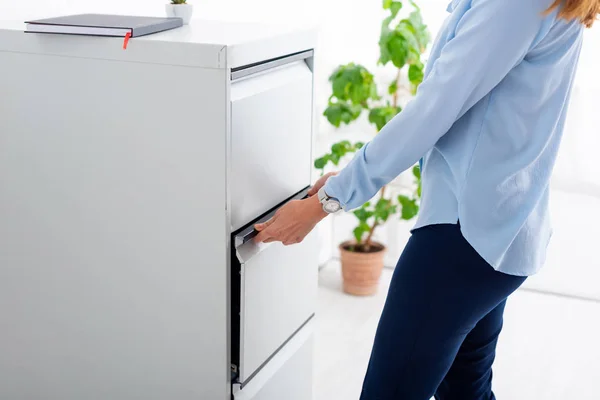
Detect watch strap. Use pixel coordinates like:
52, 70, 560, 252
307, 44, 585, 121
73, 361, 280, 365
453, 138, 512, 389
317, 186, 341, 213
317, 186, 330, 203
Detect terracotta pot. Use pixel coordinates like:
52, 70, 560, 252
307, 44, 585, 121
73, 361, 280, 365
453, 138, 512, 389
339, 241, 386, 296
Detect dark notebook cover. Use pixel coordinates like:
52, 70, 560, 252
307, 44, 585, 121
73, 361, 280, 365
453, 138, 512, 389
25, 14, 183, 37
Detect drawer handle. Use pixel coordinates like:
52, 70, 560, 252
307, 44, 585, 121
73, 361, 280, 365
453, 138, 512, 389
234, 187, 311, 248
231, 49, 314, 81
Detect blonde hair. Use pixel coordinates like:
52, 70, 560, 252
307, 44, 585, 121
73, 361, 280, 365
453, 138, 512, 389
546, 0, 600, 28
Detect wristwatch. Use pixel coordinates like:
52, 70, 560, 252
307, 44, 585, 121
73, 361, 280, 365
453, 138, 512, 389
317, 186, 342, 214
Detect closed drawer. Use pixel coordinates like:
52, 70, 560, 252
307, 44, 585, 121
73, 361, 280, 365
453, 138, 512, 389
230, 59, 313, 231
232, 196, 318, 383
233, 321, 314, 400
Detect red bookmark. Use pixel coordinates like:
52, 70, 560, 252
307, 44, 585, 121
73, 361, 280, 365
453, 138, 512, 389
123, 32, 132, 50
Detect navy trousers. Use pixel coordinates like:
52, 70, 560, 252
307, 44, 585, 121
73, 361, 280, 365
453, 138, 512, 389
360, 224, 526, 400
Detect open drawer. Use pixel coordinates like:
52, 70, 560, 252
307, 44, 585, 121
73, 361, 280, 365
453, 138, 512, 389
231, 189, 319, 384
233, 320, 314, 400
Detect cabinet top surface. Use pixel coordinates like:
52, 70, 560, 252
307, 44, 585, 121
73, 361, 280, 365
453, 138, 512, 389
0, 19, 317, 69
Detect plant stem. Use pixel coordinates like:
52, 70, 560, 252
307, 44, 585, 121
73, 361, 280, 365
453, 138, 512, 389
364, 185, 387, 249
361, 69, 401, 251
364, 221, 379, 250
392, 69, 402, 108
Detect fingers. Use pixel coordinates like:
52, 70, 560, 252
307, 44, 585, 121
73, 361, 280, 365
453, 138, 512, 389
254, 225, 306, 245
283, 236, 303, 246
254, 216, 276, 232
308, 179, 325, 196
254, 229, 271, 243
252, 200, 311, 245
308, 171, 338, 196
254, 219, 278, 243
308, 178, 325, 197
254, 226, 296, 245
254, 216, 277, 243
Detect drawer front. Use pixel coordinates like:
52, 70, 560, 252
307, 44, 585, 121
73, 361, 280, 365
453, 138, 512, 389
235, 226, 318, 383
233, 321, 314, 400
230, 60, 313, 231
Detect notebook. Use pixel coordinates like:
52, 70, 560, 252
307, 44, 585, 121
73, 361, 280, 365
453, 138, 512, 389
25, 14, 183, 37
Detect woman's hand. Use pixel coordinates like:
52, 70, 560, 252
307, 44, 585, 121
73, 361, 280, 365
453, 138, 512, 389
254, 195, 327, 245
307, 171, 338, 197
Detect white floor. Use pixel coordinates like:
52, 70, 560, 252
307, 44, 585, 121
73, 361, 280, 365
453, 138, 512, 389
314, 262, 600, 400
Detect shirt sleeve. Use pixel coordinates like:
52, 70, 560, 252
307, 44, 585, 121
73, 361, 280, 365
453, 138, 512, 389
323, 0, 554, 210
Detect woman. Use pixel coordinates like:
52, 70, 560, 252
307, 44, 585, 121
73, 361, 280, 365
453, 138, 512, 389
254, 0, 599, 398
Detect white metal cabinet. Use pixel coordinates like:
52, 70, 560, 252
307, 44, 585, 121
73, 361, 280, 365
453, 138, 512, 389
230, 60, 313, 231
0, 20, 318, 400
234, 321, 314, 400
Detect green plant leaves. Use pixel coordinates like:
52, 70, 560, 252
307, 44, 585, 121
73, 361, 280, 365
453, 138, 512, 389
390, 35, 411, 68
374, 198, 397, 223
323, 102, 363, 127
412, 164, 421, 179
379, 22, 418, 69
328, 63, 379, 107
379, 4, 430, 70
352, 198, 397, 243
314, 157, 328, 170
397, 194, 419, 220
324, 64, 379, 129
314, 140, 365, 171
412, 164, 422, 197
368, 106, 402, 131
379, 29, 405, 68
390, 2, 403, 17
408, 11, 430, 52
349, 186, 421, 245
408, 61, 424, 93
350, 196, 399, 244
353, 206, 374, 223
353, 221, 371, 243
352, 201, 374, 243
388, 80, 398, 95
396, 22, 420, 60
383, 0, 403, 18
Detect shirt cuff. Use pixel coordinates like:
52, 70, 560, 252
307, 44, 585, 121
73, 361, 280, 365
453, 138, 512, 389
323, 177, 348, 211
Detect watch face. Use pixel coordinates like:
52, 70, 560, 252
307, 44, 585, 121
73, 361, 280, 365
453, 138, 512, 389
324, 200, 341, 213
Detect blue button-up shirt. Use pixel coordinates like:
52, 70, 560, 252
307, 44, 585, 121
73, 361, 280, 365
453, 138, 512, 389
324, 0, 584, 276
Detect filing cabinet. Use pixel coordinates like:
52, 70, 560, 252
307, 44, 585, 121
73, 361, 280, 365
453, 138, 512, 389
0, 19, 318, 400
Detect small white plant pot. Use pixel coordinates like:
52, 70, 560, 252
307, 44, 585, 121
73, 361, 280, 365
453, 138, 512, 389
166, 3, 194, 25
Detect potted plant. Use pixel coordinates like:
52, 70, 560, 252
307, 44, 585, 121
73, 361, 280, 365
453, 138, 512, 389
315, 0, 431, 296
166, 0, 194, 25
